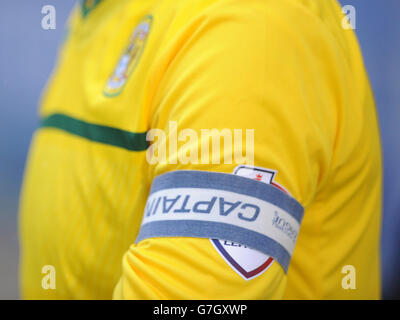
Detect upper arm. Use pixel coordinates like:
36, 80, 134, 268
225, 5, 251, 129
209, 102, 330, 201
114, 1, 337, 299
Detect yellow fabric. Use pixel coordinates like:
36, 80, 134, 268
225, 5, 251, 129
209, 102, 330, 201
20, 0, 382, 299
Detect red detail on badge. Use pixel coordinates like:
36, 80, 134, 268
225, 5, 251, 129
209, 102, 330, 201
246, 257, 275, 278
211, 239, 274, 280
271, 182, 289, 194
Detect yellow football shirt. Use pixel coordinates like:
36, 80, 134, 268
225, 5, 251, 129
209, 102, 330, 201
19, 0, 382, 299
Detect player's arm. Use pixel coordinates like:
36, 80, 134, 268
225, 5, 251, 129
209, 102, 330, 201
113, 2, 336, 299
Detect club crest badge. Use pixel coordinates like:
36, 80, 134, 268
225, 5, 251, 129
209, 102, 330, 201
211, 165, 290, 280
103, 15, 152, 97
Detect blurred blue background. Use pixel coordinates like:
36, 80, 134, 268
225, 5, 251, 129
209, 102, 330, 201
0, 0, 398, 299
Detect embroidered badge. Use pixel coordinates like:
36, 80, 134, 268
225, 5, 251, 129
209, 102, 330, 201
103, 15, 152, 97
211, 165, 290, 280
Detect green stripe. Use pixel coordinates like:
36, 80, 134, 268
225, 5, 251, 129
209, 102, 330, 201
81, 0, 103, 18
40, 114, 149, 151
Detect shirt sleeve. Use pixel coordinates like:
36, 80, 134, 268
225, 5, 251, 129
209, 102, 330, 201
113, 1, 336, 299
